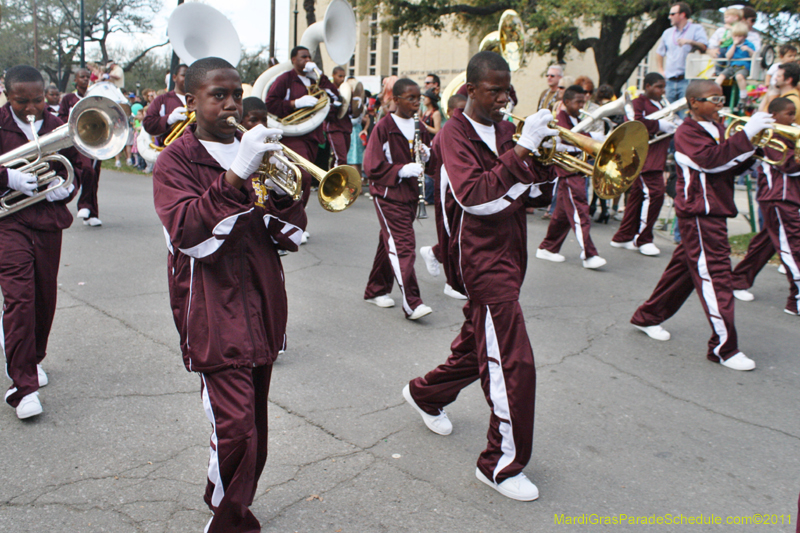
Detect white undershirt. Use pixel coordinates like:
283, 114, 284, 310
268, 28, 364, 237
698, 121, 721, 144
199, 139, 241, 170
176, 93, 186, 105
298, 75, 311, 88
464, 113, 497, 154
12, 112, 43, 141
391, 113, 417, 154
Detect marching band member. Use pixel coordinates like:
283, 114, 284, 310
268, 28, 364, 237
152, 57, 306, 533
730, 97, 800, 315
59, 68, 102, 226
611, 72, 676, 256
1, 65, 82, 419
402, 51, 558, 501
265, 45, 340, 244
45, 84, 60, 115
143, 63, 189, 143
324, 66, 353, 168
362, 78, 433, 320
241, 96, 268, 130
536, 84, 607, 269
631, 80, 774, 371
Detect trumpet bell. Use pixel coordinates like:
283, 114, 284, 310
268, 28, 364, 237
319, 165, 362, 212
591, 121, 649, 199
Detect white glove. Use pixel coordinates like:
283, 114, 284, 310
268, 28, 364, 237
398, 162, 424, 179
516, 109, 559, 153
6, 168, 38, 196
45, 181, 74, 202
418, 144, 431, 163
541, 138, 570, 153
742, 111, 775, 140
167, 106, 188, 126
658, 119, 678, 135
303, 62, 319, 79
229, 124, 284, 179
295, 95, 319, 109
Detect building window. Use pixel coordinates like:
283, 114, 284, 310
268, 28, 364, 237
390, 33, 399, 78
369, 67, 376, 75
349, 55, 355, 78
391, 67, 398, 76
393, 35, 400, 49
369, 9, 378, 79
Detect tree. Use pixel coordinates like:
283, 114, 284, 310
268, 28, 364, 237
357, 0, 799, 93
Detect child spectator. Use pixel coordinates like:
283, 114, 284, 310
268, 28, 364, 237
707, 8, 742, 63
714, 22, 755, 105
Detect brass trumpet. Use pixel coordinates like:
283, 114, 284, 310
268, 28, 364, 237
150, 112, 196, 152
502, 110, 649, 199
721, 112, 800, 166
227, 117, 361, 212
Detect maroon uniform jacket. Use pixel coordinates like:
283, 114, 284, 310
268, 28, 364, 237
143, 91, 185, 137
363, 113, 432, 204
324, 95, 353, 135
674, 117, 755, 218
57, 91, 83, 122
0, 104, 81, 231
555, 109, 590, 180
152, 125, 307, 373
633, 95, 670, 173
755, 140, 800, 205
437, 110, 556, 304
265, 69, 340, 146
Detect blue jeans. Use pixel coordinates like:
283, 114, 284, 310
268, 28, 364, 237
666, 78, 690, 119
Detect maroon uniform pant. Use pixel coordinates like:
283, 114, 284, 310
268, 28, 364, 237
0, 222, 62, 407
539, 176, 598, 259
408, 300, 536, 484
732, 200, 800, 314
364, 196, 424, 316
327, 131, 350, 168
77, 158, 101, 218
200, 364, 272, 533
632, 215, 739, 362
612, 170, 665, 246
282, 136, 318, 208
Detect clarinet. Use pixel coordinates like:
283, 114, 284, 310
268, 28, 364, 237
413, 113, 428, 219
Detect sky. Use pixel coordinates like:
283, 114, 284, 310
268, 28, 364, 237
106, 0, 294, 63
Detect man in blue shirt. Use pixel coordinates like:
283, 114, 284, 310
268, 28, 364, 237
655, 2, 709, 107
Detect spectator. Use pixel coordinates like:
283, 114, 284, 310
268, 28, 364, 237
575, 75, 595, 96
766, 44, 798, 87
106, 60, 124, 89
706, 7, 743, 61
538, 65, 563, 111
377, 75, 398, 119
424, 73, 441, 96
348, 82, 367, 181
741, 6, 762, 51
655, 2, 708, 105
759, 62, 800, 123
714, 22, 755, 104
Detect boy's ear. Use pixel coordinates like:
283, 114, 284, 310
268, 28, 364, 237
185, 93, 196, 112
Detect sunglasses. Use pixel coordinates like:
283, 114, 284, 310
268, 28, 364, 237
696, 96, 725, 104
546, 74, 559, 77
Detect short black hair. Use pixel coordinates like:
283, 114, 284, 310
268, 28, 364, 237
643, 72, 665, 88
243, 96, 267, 115
594, 84, 615, 103
185, 57, 237, 94
768, 96, 796, 115
426, 73, 440, 87
562, 84, 587, 102
466, 51, 509, 85
780, 62, 800, 87
685, 79, 719, 102
174, 63, 188, 76
46, 84, 59, 93
392, 78, 418, 97
447, 93, 467, 109
5, 65, 44, 93
332, 66, 346, 75
290, 46, 309, 59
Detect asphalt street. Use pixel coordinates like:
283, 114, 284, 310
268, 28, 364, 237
1, 169, 798, 533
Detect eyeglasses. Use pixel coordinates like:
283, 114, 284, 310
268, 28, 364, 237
424, 80, 434, 84
668, 11, 680, 16
546, 74, 559, 77
696, 96, 725, 105
557, 86, 565, 90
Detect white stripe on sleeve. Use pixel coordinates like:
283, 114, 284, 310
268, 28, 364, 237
178, 209, 254, 259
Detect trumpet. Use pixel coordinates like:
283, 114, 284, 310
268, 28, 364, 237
501, 110, 649, 199
1, 96, 129, 218
227, 117, 361, 212
721, 112, 800, 166
150, 112, 196, 152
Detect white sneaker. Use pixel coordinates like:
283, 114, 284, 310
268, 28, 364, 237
84, 217, 102, 227
114, 160, 122, 168
582, 256, 607, 269
301, 231, 310, 244
610, 240, 637, 250
365, 295, 395, 308
733, 289, 755, 302
784, 308, 799, 316
37, 364, 48, 387
443, 283, 467, 300
76, 208, 90, 219
402, 384, 452, 435
475, 468, 539, 501
419, 246, 441, 277
638, 243, 661, 256
720, 352, 756, 371
614, 211, 624, 221
408, 304, 432, 320
633, 324, 671, 341
16, 392, 43, 419
778, 264, 787, 274
535, 248, 565, 263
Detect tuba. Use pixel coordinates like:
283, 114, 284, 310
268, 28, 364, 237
251, 0, 356, 137
1, 97, 129, 218
572, 92, 631, 133
502, 110, 649, 199
441, 10, 525, 119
